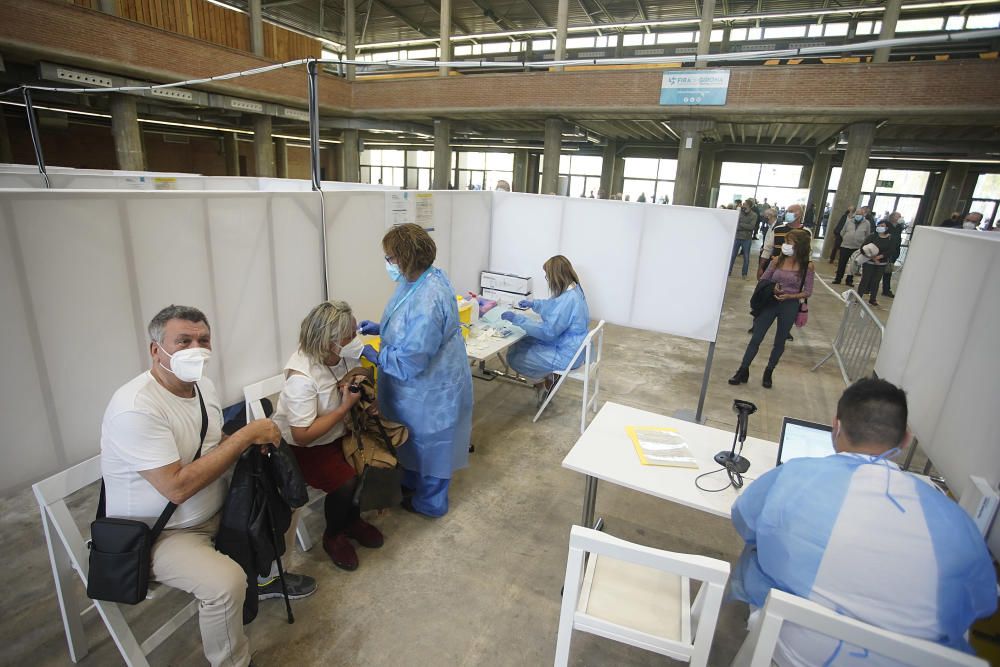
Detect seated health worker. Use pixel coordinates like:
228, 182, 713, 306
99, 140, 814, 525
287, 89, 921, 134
357, 223, 473, 518
730, 378, 997, 667
502, 255, 590, 398
272, 301, 385, 572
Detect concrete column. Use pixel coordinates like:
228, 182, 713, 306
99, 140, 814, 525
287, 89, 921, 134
512, 149, 529, 192
439, 0, 452, 77
0, 107, 14, 164
275, 137, 288, 178
610, 153, 625, 197
341, 128, 360, 182
250, 0, 264, 57
324, 145, 338, 181
253, 115, 275, 177
929, 163, 970, 226
672, 120, 713, 205
98, 0, 117, 15
614, 32, 624, 58
541, 118, 562, 195
694, 146, 717, 206
223, 132, 240, 176
554, 0, 569, 67
110, 95, 145, 171
345, 0, 356, 80
874, 0, 903, 63
805, 151, 833, 222
821, 122, 876, 257
599, 140, 618, 197
433, 119, 451, 190
708, 158, 722, 207
695, 0, 717, 68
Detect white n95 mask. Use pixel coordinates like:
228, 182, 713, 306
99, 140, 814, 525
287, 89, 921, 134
337, 336, 365, 360
781, 243, 795, 256
159, 346, 211, 383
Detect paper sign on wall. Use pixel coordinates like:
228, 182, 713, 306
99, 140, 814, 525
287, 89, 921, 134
386, 191, 413, 227
415, 192, 434, 227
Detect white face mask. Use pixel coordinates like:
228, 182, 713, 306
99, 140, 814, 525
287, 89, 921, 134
963, 221, 977, 230
781, 243, 795, 256
159, 346, 211, 383
336, 336, 365, 360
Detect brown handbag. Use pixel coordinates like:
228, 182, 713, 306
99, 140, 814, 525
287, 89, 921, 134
340, 366, 408, 475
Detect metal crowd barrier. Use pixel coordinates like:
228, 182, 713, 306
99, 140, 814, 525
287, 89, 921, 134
812, 289, 885, 384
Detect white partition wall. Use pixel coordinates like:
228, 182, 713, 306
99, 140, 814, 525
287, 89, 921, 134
0, 190, 324, 495
490, 194, 737, 342
874, 227, 1000, 554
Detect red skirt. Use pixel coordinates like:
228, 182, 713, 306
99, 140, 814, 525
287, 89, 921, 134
288, 438, 356, 492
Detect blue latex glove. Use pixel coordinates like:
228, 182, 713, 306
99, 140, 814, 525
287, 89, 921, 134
517, 299, 533, 309
358, 320, 380, 335
361, 344, 379, 366
500, 311, 517, 322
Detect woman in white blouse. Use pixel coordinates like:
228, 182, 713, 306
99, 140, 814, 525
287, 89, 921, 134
272, 301, 384, 571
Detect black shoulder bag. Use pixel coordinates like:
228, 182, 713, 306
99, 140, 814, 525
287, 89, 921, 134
87, 385, 209, 605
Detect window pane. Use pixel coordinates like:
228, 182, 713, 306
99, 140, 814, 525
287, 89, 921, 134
946, 16, 965, 30
567, 36, 595, 48
407, 48, 437, 59
414, 150, 433, 168
559, 154, 572, 174
643, 33, 657, 45
873, 169, 929, 195
897, 17, 943, 32
623, 158, 659, 179
510, 42, 522, 52
764, 25, 807, 39
758, 164, 802, 187
862, 168, 879, 192
381, 150, 404, 166
574, 155, 603, 175
808, 24, 823, 37
730, 28, 747, 40
856, 21, 873, 35
970, 200, 997, 227
746, 28, 762, 40
755, 186, 808, 207
622, 179, 654, 202
419, 170, 431, 190
717, 184, 745, 206
454, 45, 472, 56
657, 159, 678, 180
966, 12, 1000, 29
720, 161, 760, 185
482, 42, 509, 53
532, 39, 552, 50
460, 152, 485, 170
360, 149, 374, 165
824, 23, 849, 36
710, 29, 724, 42
486, 170, 513, 190
658, 32, 693, 44
360, 166, 371, 183
485, 152, 513, 170
829, 167, 841, 190
623, 33, 643, 46
974, 173, 1000, 199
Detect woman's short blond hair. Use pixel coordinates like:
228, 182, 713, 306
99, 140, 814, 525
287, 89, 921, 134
543, 255, 581, 297
298, 300, 354, 365
382, 223, 436, 277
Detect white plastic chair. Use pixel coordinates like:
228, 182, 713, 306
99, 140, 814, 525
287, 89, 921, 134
533, 319, 605, 435
555, 526, 730, 666
32, 455, 198, 666
731, 588, 988, 667
243, 374, 320, 553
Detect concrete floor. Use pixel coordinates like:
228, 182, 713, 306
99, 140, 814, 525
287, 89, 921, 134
0, 244, 924, 666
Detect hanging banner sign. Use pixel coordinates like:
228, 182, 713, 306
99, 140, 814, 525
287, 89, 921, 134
659, 70, 731, 106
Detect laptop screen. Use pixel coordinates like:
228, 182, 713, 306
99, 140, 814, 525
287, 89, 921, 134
777, 418, 834, 465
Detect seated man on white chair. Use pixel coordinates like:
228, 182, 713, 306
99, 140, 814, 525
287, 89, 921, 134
101, 305, 316, 667
730, 378, 996, 666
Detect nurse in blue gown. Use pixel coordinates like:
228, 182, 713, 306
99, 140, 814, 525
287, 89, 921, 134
502, 255, 590, 398
359, 224, 473, 518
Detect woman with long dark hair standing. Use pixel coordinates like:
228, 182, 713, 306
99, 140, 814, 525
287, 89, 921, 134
730, 229, 815, 389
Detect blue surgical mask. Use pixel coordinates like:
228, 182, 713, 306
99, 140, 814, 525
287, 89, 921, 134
876, 225, 887, 234
784, 212, 796, 223
854, 214, 864, 222
385, 260, 403, 282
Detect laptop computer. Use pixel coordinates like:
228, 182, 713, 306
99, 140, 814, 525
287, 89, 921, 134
776, 417, 834, 465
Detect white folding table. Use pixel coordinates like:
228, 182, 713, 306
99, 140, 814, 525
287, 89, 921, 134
561, 402, 780, 526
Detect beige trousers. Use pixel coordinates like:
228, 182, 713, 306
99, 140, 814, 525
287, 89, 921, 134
150, 512, 251, 667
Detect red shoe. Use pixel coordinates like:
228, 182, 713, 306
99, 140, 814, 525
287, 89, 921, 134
323, 533, 358, 571
346, 519, 384, 549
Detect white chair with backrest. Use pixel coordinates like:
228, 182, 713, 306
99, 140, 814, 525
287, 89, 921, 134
555, 525, 730, 667
33, 455, 199, 666
731, 588, 988, 667
533, 319, 606, 435
243, 373, 319, 552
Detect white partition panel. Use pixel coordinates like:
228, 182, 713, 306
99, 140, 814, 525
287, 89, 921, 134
0, 190, 324, 495
874, 227, 1000, 555
430, 191, 493, 295
490, 194, 736, 341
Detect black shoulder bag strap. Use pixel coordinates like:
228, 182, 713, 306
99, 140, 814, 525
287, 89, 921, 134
97, 383, 209, 540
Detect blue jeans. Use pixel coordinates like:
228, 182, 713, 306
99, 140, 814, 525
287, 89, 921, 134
730, 238, 752, 277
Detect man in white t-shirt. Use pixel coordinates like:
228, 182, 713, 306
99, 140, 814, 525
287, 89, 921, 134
101, 305, 312, 667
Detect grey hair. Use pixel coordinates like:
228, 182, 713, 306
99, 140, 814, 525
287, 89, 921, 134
298, 301, 355, 365
148, 305, 210, 343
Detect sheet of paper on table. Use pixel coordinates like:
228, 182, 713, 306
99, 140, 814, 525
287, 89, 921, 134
627, 426, 699, 469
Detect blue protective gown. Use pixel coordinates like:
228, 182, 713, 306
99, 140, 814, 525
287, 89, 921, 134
730, 453, 997, 667
505, 285, 590, 380
376, 267, 473, 483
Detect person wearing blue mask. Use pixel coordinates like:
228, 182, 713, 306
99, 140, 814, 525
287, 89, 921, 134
357, 224, 472, 518
730, 378, 996, 666
500, 255, 590, 404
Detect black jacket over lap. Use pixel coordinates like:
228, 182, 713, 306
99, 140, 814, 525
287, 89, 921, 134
216, 445, 308, 624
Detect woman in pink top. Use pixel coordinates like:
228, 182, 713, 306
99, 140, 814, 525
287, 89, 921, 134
729, 229, 815, 388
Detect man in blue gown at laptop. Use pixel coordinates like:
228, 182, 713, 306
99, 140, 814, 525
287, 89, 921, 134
730, 378, 996, 666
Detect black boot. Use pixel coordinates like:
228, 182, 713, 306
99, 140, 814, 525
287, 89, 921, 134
728, 367, 750, 385
762, 367, 774, 388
